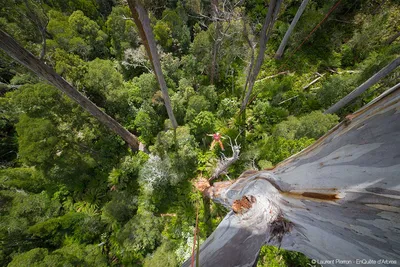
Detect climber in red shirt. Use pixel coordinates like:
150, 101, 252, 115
207, 132, 225, 151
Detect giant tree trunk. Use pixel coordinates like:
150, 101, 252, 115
0, 30, 141, 151
184, 85, 400, 266
275, 0, 309, 59
325, 57, 400, 114
240, 0, 283, 112
127, 0, 178, 129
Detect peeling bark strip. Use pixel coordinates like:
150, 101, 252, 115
127, 0, 178, 129
325, 57, 400, 114
183, 86, 400, 267
281, 191, 340, 201
0, 30, 141, 151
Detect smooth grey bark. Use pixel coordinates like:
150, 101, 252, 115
127, 0, 178, 129
275, 0, 310, 59
325, 57, 400, 114
184, 86, 400, 266
0, 29, 141, 151
240, 0, 283, 112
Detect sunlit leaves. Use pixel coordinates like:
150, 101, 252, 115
273, 111, 339, 140
106, 6, 139, 58
16, 115, 59, 166
190, 111, 216, 141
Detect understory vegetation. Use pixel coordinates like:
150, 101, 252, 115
0, 0, 399, 266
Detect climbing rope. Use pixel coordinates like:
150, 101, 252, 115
191, 203, 200, 267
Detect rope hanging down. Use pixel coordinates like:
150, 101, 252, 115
191, 204, 199, 267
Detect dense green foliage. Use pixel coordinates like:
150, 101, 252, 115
0, 0, 398, 266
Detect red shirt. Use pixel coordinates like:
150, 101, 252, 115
213, 133, 221, 141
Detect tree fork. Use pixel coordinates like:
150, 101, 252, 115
0, 29, 141, 151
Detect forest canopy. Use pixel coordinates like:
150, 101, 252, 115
0, 0, 399, 266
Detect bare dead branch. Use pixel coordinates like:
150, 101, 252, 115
303, 73, 325, 89
209, 134, 241, 182
255, 71, 290, 83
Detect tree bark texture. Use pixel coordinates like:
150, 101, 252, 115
127, 0, 178, 129
210, 0, 221, 85
240, 0, 283, 112
184, 85, 400, 266
325, 57, 400, 114
0, 30, 141, 151
275, 0, 310, 59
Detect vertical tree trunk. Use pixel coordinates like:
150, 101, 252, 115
0, 30, 141, 151
127, 0, 178, 129
325, 57, 400, 114
240, 0, 283, 112
184, 86, 400, 266
275, 0, 310, 59
241, 17, 255, 103
210, 0, 221, 85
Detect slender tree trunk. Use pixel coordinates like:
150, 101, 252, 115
241, 17, 255, 102
275, 0, 309, 59
385, 30, 400, 45
210, 0, 221, 85
0, 29, 141, 151
240, 0, 283, 112
184, 85, 400, 267
210, 40, 219, 85
127, 0, 178, 129
325, 57, 400, 114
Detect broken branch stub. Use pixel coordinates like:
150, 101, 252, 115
231, 195, 256, 214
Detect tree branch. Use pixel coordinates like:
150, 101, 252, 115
209, 135, 241, 182
0, 30, 142, 151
